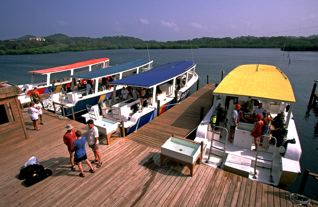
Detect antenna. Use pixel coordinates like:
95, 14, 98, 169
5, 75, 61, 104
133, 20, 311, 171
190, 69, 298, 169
146, 43, 150, 61
190, 41, 194, 62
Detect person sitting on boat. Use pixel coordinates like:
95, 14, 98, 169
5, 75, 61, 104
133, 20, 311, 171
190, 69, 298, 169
228, 103, 241, 143
258, 113, 272, 147
140, 88, 146, 98
121, 87, 129, 100
251, 114, 264, 150
253, 101, 266, 119
270, 112, 287, 147
131, 88, 139, 100
86, 81, 92, 95
101, 77, 107, 91
238, 101, 254, 123
49, 80, 56, 94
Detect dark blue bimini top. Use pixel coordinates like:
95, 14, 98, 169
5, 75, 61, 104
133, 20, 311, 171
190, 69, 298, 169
110, 61, 195, 88
72, 59, 152, 79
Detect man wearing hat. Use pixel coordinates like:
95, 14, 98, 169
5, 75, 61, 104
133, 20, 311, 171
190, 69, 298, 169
228, 103, 241, 143
63, 124, 76, 170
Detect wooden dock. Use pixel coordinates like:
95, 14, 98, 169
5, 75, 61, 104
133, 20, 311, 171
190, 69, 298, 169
0, 84, 316, 206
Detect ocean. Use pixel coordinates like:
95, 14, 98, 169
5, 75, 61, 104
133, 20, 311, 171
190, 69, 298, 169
0, 48, 317, 199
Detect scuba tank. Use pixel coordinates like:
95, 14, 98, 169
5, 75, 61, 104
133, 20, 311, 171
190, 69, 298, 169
210, 113, 217, 128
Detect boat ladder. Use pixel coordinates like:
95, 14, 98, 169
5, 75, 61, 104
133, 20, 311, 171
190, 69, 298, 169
205, 125, 228, 167
253, 135, 277, 183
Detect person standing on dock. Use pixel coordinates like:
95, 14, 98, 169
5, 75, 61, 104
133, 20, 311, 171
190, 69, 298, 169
27, 102, 40, 131
34, 100, 44, 125
74, 130, 95, 177
86, 119, 102, 168
63, 124, 76, 171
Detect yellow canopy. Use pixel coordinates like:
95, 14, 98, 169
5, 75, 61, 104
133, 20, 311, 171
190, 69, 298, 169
214, 64, 296, 103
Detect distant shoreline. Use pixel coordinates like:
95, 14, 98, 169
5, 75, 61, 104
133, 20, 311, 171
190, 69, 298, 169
1, 33, 317, 55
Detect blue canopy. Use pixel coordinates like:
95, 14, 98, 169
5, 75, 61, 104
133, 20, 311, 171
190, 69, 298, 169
72, 59, 152, 79
110, 61, 195, 88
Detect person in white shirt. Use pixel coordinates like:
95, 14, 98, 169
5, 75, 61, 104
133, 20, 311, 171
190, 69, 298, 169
228, 103, 241, 143
121, 87, 129, 100
131, 88, 139, 100
86, 119, 102, 168
34, 100, 43, 125
253, 102, 266, 119
28, 102, 40, 130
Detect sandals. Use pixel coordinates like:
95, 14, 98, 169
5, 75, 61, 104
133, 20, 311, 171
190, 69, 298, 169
79, 173, 85, 177
96, 162, 102, 168
71, 166, 76, 171
89, 169, 95, 173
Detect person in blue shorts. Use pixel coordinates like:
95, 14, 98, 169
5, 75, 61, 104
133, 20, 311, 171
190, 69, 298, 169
74, 130, 95, 177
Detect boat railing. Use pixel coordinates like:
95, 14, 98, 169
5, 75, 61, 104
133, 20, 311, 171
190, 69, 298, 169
206, 125, 228, 167
253, 135, 278, 183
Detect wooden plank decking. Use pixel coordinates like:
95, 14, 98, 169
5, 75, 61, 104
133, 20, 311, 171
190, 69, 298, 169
0, 84, 316, 207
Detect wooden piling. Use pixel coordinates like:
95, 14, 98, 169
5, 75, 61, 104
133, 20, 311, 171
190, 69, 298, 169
299, 169, 318, 194
308, 80, 317, 108
196, 79, 200, 91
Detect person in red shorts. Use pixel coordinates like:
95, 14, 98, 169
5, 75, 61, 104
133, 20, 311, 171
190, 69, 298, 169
63, 124, 77, 171
251, 114, 264, 150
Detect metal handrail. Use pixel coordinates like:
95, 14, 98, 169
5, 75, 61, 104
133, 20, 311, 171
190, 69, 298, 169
206, 125, 228, 167
253, 135, 277, 183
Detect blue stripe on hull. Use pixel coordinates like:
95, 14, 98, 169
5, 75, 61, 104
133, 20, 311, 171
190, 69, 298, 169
125, 88, 191, 134
126, 110, 155, 135
63, 94, 108, 117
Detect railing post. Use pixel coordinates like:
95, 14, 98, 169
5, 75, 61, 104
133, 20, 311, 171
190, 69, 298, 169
174, 89, 178, 102
196, 79, 200, 91
61, 105, 65, 117
71, 107, 75, 120
308, 80, 317, 108
221, 70, 224, 82
157, 100, 161, 116
120, 120, 125, 137
53, 102, 56, 114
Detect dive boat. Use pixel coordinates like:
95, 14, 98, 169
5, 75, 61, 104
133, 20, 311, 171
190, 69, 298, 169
82, 60, 198, 139
194, 64, 301, 187
45, 59, 153, 119
18, 58, 110, 105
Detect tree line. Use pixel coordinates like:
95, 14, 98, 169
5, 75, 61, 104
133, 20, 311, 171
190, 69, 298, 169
0, 33, 317, 55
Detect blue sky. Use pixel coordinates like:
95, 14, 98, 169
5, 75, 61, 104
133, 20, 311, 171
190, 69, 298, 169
1, 0, 318, 41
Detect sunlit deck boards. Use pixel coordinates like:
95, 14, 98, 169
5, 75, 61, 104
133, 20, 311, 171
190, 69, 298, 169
0, 84, 317, 206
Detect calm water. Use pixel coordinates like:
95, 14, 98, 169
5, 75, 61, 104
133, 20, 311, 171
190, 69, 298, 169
1, 48, 317, 199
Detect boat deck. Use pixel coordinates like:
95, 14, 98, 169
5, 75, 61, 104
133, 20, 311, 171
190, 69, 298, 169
0, 84, 316, 206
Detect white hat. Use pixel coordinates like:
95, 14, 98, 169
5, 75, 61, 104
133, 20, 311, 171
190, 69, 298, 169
65, 124, 73, 130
